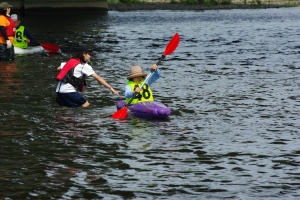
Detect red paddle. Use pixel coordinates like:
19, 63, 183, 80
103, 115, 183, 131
111, 32, 180, 119
40, 43, 60, 53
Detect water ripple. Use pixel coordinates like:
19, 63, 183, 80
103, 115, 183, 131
1, 7, 300, 199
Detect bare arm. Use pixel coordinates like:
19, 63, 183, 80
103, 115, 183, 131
0, 26, 9, 40
91, 73, 119, 96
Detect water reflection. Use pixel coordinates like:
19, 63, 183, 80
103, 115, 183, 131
0, 62, 22, 98
0, 7, 300, 199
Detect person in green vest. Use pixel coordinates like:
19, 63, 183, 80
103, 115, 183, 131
11, 14, 33, 48
125, 64, 160, 104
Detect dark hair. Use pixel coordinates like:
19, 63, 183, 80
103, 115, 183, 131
72, 45, 93, 63
73, 52, 86, 64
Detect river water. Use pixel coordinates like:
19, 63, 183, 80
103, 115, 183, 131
0, 7, 299, 199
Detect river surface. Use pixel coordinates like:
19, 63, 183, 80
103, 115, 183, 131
0, 7, 299, 199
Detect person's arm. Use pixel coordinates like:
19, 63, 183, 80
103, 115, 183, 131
91, 73, 119, 96
0, 26, 9, 40
125, 85, 134, 98
57, 62, 66, 71
147, 68, 161, 86
24, 27, 33, 43
0, 25, 11, 48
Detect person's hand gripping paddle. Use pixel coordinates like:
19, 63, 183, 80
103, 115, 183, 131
111, 32, 180, 119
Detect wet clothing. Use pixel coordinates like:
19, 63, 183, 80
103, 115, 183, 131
125, 69, 160, 104
0, 44, 14, 61
56, 92, 87, 108
56, 60, 95, 108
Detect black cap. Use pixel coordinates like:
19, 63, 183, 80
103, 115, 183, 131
78, 45, 94, 56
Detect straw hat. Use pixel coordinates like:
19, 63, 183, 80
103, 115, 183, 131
127, 66, 147, 80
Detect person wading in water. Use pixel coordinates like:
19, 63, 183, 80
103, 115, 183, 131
55, 45, 119, 108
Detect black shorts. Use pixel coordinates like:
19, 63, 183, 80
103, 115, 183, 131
56, 92, 87, 108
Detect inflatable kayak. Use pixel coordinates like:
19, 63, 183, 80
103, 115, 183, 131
15, 43, 60, 55
116, 100, 171, 120
14, 46, 46, 54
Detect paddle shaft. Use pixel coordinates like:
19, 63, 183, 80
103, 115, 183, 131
156, 55, 165, 65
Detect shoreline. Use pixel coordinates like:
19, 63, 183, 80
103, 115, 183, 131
108, 3, 291, 11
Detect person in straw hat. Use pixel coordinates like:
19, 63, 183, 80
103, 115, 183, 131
125, 64, 160, 104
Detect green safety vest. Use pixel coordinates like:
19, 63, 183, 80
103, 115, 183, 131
14, 26, 28, 48
126, 79, 154, 104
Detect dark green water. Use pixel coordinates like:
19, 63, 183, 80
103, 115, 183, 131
0, 8, 299, 199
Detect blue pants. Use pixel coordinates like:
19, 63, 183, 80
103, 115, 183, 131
56, 92, 87, 108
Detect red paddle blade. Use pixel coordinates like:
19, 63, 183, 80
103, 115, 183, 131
111, 106, 128, 119
40, 43, 60, 53
163, 32, 180, 56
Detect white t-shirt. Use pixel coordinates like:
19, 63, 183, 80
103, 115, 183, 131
56, 62, 95, 93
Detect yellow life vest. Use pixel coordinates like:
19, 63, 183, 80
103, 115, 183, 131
126, 79, 154, 104
14, 26, 28, 48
